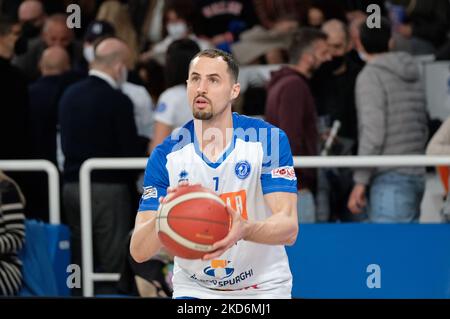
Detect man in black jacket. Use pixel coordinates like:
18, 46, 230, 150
59, 38, 143, 280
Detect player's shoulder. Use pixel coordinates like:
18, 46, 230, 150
233, 113, 289, 141
152, 119, 195, 158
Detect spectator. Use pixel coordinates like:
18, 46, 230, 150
265, 28, 331, 223
193, 0, 259, 52
76, 20, 116, 76
13, 13, 83, 81
27, 46, 74, 221
18, 0, 46, 43
96, 0, 139, 67
347, 12, 367, 68
388, 0, 450, 55
149, 38, 200, 153
252, 0, 309, 30
347, 18, 428, 223
136, 58, 166, 105
312, 19, 361, 149
140, 0, 212, 65
121, 80, 155, 153
0, 171, 26, 296
59, 38, 143, 278
0, 14, 30, 160
29, 46, 70, 164
426, 117, 450, 222
231, 14, 298, 65
75, 20, 154, 151
307, 0, 347, 28
310, 19, 363, 222
129, 0, 166, 50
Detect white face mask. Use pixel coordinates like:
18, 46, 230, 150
167, 22, 188, 40
83, 45, 95, 63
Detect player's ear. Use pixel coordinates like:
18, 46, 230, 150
230, 83, 240, 100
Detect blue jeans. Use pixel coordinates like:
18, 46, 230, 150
368, 172, 425, 223
297, 190, 316, 223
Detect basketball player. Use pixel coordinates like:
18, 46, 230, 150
130, 49, 299, 298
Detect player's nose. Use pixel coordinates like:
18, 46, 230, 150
196, 79, 208, 94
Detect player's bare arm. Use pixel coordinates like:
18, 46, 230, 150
203, 192, 298, 260
129, 210, 161, 263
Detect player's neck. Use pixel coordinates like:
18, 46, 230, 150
194, 111, 233, 162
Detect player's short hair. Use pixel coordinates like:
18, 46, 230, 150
289, 27, 327, 64
190, 48, 239, 83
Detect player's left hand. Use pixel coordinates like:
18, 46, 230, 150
202, 205, 248, 260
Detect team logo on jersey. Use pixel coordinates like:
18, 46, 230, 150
142, 186, 157, 199
271, 166, 296, 181
203, 260, 234, 279
235, 160, 251, 179
178, 170, 189, 183
155, 102, 167, 113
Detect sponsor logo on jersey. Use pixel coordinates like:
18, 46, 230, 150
142, 186, 157, 199
219, 190, 247, 220
203, 260, 234, 279
271, 166, 296, 180
235, 160, 251, 179
191, 268, 254, 287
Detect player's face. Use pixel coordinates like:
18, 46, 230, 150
187, 56, 240, 121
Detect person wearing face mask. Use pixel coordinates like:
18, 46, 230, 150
77, 20, 116, 77
18, 0, 46, 40
265, 28, 331, 224
77, 21, 154, 152
140, 0, 212, 65
309, 20, 364, 223
13, 13, 83, 81
59, 38, 144, 287
311, 19, 362, 152
14, 0, 47, 55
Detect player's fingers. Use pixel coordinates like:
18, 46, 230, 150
202, 246, 229, 260
178, 180, 189, 187
225, 205, 237, 216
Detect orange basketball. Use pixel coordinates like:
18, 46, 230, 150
156, 185, 231, 259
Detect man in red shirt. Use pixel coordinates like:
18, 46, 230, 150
265, 28, 331, 223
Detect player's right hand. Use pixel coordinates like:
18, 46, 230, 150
158, 181, 201, 204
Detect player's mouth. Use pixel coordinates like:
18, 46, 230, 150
194, 96, 210, 109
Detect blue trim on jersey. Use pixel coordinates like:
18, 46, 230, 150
138, 134, 181, 212
191, 114, 238, 169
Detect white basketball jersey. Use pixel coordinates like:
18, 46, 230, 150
139, 113, 298, 298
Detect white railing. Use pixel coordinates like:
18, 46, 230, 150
79, 155, 450, 297
79, 158, 147, 297
0, 160, 60, 224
